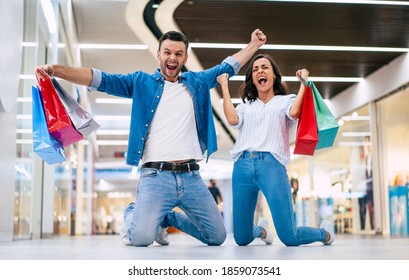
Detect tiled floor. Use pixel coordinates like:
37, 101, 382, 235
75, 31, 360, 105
1, 232, 409, 260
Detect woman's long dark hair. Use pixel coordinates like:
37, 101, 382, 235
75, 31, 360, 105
240, 54, 288, 103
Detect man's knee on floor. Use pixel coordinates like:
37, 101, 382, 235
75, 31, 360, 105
129, 232, 154, 247
205, 228, 227, 246
129, 237, 154, 247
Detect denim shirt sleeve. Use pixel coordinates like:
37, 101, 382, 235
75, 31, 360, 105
202, 56, 241, 89
223, 56, 240, 75
87, 68, 102, 92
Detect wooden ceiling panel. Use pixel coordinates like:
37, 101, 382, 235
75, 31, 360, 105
175, 0, 409, 99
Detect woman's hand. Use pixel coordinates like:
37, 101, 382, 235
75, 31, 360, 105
296, 69, 309, 83
217, 73, 229, 87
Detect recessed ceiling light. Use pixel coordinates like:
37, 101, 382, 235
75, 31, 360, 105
78, 44, 148, 50
259, 0, 409, 6
190, 43, 409, 53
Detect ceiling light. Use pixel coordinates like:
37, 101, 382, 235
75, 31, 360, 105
219, 98, 243, 104
284, 77, 364, 82
189, 43, 409, 52
22, 42, 38, 47
16, 129, 32, 134
96, 130, 129, 136
342, 132, 371, 137
259, 1, 409, 6
341, 116, 370, 121
96, 140, 128, 145
16, 139, 32, 144
338, 141, 371, 147
19, 75, 35, 80
230, 75, 363, 82
17, 115, 31, 120
17, 97, 32, 103
107, 192, 133, 199
48, 43, 65, 48
95, 98, 132, 104
94, 115, 130, 121
41, 0, 57, 34
78, 44, 148, 50
24, 42, 64, 48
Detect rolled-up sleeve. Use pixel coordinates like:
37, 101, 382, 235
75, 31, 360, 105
285, 94, 297, 120
229, 103, 245, 129
87, 68, 102, 92
223, 56, 240, 75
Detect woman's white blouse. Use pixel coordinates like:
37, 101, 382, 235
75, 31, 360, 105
230, 94, 297, 167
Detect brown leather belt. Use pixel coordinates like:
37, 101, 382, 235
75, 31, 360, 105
141, 161, 199, 173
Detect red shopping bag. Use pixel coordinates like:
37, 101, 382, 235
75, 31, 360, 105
35, 67, 84, 146
293, 84, 318, 155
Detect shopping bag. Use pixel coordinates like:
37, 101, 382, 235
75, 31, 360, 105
293, 84, 319, 155
51, 77, 100, 138
32, 86, 66, 164
35, 67, 84, 146
311, 82, 339, 150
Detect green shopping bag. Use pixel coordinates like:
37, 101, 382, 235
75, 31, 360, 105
310, 82, 339, 150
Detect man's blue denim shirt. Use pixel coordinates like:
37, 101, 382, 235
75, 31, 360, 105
89, 56, 240, 167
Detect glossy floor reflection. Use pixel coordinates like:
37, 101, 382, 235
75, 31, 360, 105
1, 232, 409, 260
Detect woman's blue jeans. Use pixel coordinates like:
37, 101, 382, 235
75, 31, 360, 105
123, 168, 226, 246
232, 151, 326, 246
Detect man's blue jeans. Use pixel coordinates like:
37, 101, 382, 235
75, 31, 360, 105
123, 168, 226, 246
232, 151, 326, 246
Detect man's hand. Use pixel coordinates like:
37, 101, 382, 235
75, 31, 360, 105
37, 65, 54, 76
251, 29, 267, 48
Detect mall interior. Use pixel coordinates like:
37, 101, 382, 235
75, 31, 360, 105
1, 0, 409, 260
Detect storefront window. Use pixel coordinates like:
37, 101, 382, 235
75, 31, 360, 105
15, 0, 80, 238
377, 84, 409, 237
288, 104, 373, 234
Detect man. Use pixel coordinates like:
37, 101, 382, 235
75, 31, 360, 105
40, 28, 266, 247
208, 179, 223, 205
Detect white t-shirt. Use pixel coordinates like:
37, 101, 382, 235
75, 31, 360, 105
141, 81, 203, 163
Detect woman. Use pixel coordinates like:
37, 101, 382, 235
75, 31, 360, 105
217, 54, 334, 246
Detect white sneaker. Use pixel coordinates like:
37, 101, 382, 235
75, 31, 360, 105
257, 217, 273, 245
120, 229, 132, 246
155, 227, 169, 246
320, 220, 335, 245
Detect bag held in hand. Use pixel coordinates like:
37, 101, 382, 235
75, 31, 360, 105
35, 67, 84, 146
51, 77, 100, 138
311, 82, 339, 150
32, 86, 67, 164
293, 84, 319, 155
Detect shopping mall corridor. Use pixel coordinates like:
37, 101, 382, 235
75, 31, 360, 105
1, 233, 409, 260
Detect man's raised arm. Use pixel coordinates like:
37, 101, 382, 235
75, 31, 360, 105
231, 28, 267, 67
39, 64, 93, 87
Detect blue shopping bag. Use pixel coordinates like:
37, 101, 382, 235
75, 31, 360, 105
32, 86, 67, 164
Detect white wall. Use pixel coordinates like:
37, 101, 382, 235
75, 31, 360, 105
331, 52, 409, 119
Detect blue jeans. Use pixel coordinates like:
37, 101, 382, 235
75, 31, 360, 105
232, 151, 326, 246
123, 168, 226, 246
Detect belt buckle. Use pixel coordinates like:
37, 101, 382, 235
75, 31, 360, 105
171, 163, 179, 173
